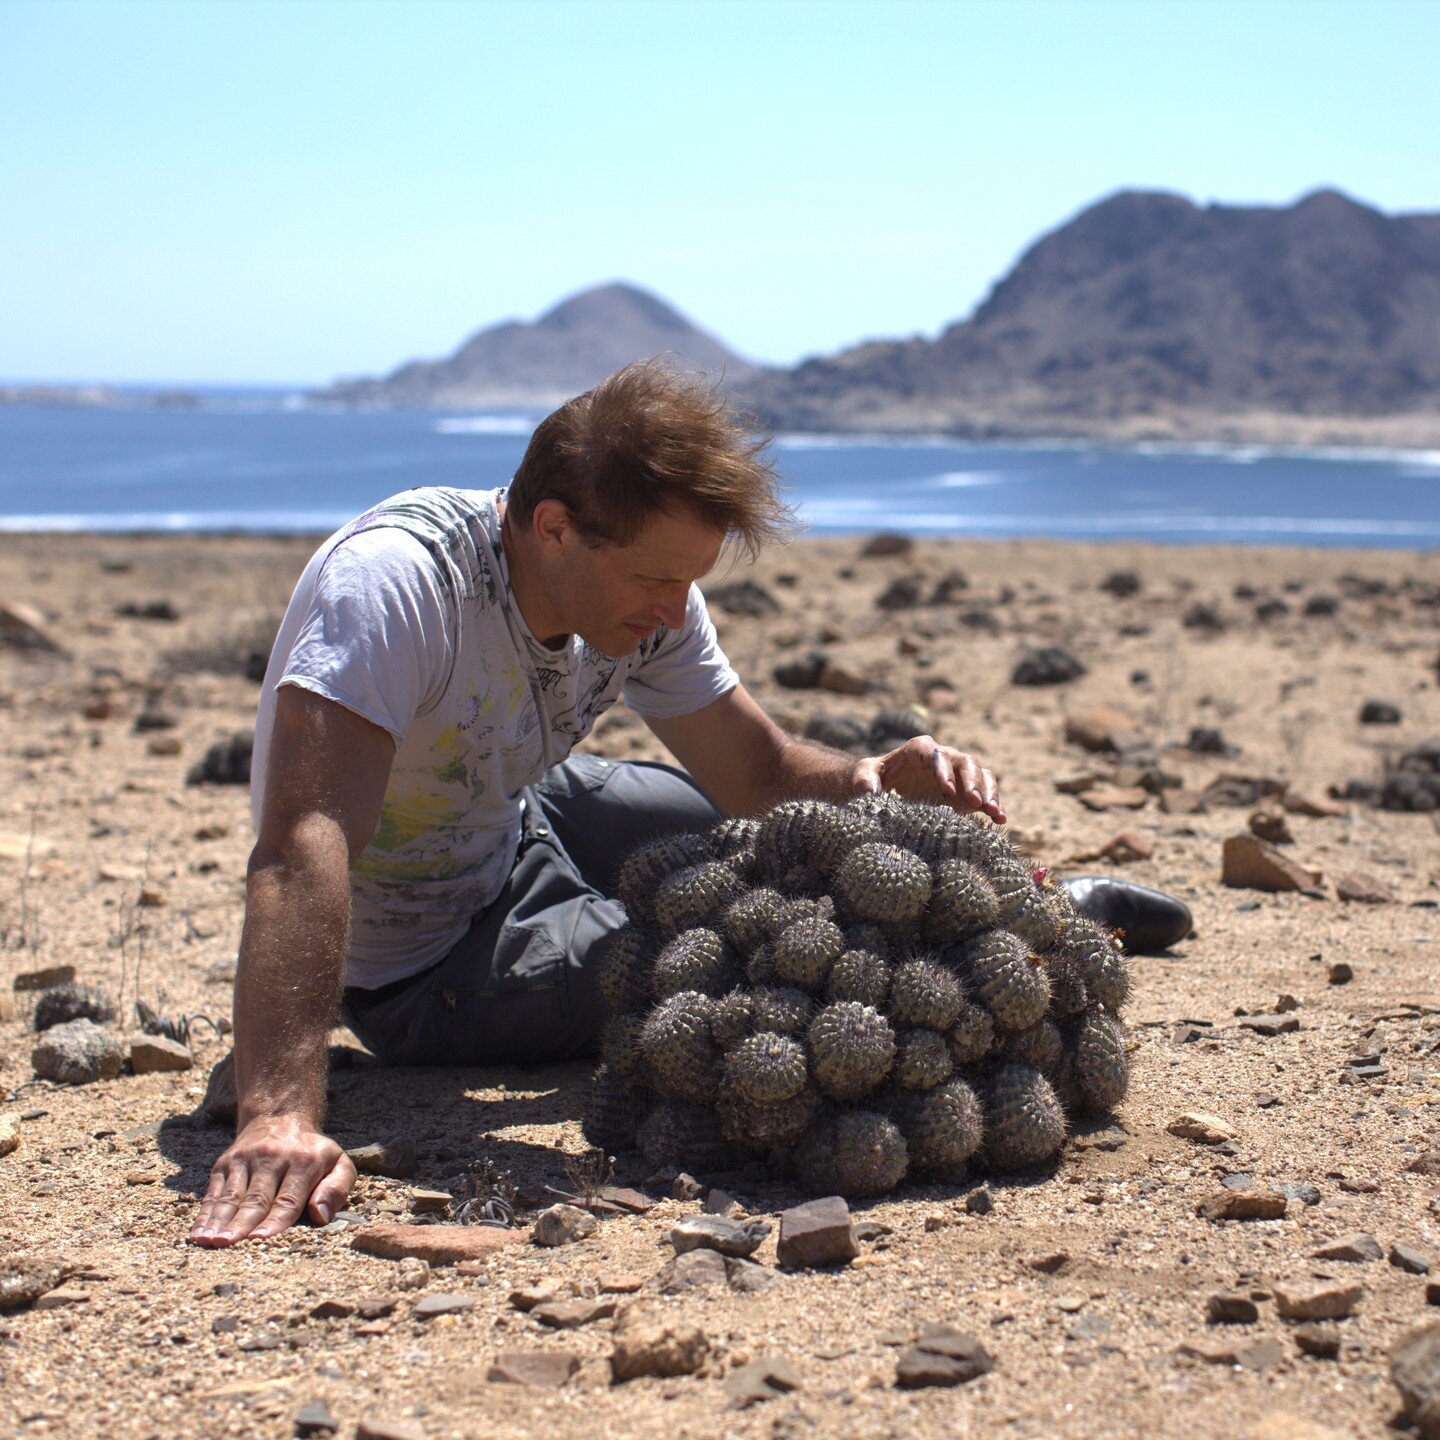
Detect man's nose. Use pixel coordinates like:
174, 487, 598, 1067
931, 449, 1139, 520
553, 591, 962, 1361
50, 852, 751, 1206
653, 590, 688, 629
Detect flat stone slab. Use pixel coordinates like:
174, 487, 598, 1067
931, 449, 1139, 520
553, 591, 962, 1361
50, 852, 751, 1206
669, 1215, 770, 1258
486, 1349, 582, 1388
130, 1035, 194, 1074
412, 1292, 476, 1319
1196, 1190, 1286, 1221
351, 1224, 528, 1264
724, 1357, 802, 1409
1309, 1232, 1384, 1263
530, 1296, 617, 1330
1168, 1112, 1237, 1144
1273, 1279, 1363, 1321
895, 1328, 996, 1388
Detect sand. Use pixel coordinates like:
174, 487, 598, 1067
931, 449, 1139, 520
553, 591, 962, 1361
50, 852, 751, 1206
1, 530, 1438, 1440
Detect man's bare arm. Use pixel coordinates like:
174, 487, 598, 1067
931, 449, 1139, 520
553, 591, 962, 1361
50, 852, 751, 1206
190, 687, 394, 1247
644, 683, 1004, 822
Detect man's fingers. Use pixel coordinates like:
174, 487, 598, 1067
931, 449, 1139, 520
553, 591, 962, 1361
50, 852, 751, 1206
307, 1152, 358, 1227
851, 757, 884, 795
248, 1170, 314, 1241
931, 745, 956, 796
191, 1160, 251, 1246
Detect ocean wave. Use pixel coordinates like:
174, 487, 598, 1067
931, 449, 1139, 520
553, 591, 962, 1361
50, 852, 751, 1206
434, 416, 538, 436
0, 510, 353, 534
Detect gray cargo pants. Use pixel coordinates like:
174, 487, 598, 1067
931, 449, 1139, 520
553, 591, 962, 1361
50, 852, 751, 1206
340, 754, 720, 1066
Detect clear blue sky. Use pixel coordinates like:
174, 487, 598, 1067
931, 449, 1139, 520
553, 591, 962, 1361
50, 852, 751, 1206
3, 0, 1437, 385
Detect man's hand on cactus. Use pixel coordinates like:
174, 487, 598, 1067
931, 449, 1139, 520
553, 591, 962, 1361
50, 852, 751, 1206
851, 735, 1005, 824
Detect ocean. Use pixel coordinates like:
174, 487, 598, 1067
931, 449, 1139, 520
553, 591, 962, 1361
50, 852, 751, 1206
1, 392, 1438, 548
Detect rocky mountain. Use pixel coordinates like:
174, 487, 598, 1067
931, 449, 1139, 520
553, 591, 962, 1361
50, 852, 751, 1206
315, 282, 759, 409
741, 189, 1440, 444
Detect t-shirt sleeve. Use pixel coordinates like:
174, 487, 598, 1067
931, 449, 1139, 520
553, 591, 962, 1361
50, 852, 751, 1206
621, 585, 740, 719
277, 527, 455, 745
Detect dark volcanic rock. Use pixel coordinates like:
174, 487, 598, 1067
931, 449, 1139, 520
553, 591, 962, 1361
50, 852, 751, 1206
187, 730, 254, 786
895, 1328, 996, 1388
1360, 700, 1402, 724
1011, 646, 1086, 687
777, 1197, 858, 1269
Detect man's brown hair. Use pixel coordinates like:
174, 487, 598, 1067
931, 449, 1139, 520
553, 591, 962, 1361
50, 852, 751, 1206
507, 359, 794, 558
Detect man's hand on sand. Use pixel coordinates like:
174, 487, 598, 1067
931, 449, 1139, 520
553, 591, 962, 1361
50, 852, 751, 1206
852, 735, 1005, 824
191, 1115, 356, 1247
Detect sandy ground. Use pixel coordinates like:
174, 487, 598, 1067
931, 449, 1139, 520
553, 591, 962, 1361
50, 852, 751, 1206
2, 529, 1439, 1440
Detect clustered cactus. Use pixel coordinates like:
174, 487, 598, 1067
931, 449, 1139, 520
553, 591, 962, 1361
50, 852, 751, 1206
584, 794, 1132, 1197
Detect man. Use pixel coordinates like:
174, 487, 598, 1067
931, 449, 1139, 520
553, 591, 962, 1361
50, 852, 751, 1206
191, 362, 1188, 1248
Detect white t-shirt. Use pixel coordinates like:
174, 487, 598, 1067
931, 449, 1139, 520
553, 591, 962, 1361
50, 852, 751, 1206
252, 486, 739, 989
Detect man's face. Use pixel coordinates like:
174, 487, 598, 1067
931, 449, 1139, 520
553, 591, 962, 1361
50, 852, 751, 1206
558, 506, 728, 659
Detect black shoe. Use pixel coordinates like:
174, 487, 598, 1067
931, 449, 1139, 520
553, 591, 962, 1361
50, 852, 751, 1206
1057, 876, 1193, 955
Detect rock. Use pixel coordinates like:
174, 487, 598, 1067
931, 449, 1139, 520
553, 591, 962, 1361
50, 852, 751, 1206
1429, 1282, 1440, 1306
876, 575, 924, 611
485, 1350, 582, 1388
610, 1306, 710, 1382
1188, 726, 1237, 757
1327, 962, 1354, 985
669, 1215, 770, 1259
31, 1018, 125, 1085
1292, 1324, 1342, 1360
117, 599, 180, 621
1360, 700, 1402, 724
1222, 835, 1322, 892
1392, 1245, 1432, 1275
14, 964, 75, 991
705, 579, 780, 618
1012, 646, 1086, 686
1071, 829, 1153, 862
724, 1357, 802, 1409
724, 1257, 779, 1293
816, 659, 873, 696
1277, 1182, 1322, 1207
1272, 1279, 1363, 1321
1408, 1152, 1440, 1177
964, 1185, 995, 1214
1196, 1191, 1286, 1221
703, 1187, 742, 1218
1065, 706, 1146, 754
1100, 570, 1141, 598
894, 1328, 996, 1388
412, 1292, 477, 1319
1168, 1112, 1237, 1144
1207, 1292, 1260, 1324
1303, 592, 1340, 617
309, 1299, 354, 1320
598, 1186, 654, 1214
294, 1400, 339, 1436
1249, 808, 1294, 844
1335, 871, 1396, 903
350, 1225, 527, 1264
1389, 1321, 1440, 1439
201, 1052, 238, 1123
146, 735, 182, 757
1179, 1336, 1285, 1370
1240, 1013, 1300, 1036
33, 1287, 88, 1310
530, 1297, 617, 1329
1309, 1232, 1383, 1263
130, 1035, 194, 1074
1027, 1252, 1070, 1274
669, 1171, 704, 1201
0, 600, 63, 652
1283, 791, 1345, 818
532, 1204, 597, 1247
187, 730, 254, 786
347, 1137, 418, 1178
1077, 785, 1150, 812
654, 1248, 728, 1294
0, 1257, 67, 1312
859, 532, 912, 558
0, 1114, 20, 1157
355, 1420, 427, 1440
777, 1197, 858, 1269
928, 569, 970, 604
867, 706, 930, 751
773, 652, 827, 689
1182, 602, 1225, 632
802, 714, 868, 751
409, 1189, 452, 1215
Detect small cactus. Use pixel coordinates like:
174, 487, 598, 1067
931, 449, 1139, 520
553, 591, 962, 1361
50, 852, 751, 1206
893, 1077, 984, 1178
795, 1109, 908, 1197
616, 832, 713, 920
724, 1031, 809, 1105
889, 952, 965, 1031
835, 842, 933, 926
639, 991, 720, 1104
958, 930, 1051, 1032
808, 1001, 896, 1102
979, 1062, 1067, 1171
825, 945, 892, 1009
583, 1065, 644, 1151
637, 1101, 730, 1170
772, 914, 845, 992
653, 859, 744, 937
924, 859, 1000, 943
720, 886, 788, 953
652, 927, 740, 999
893, 1028, 954, 1090
33, 983, 117, 1032
749, 985, 817, 1037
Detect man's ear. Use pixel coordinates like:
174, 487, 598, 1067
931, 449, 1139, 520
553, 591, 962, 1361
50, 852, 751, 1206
532, 498, 571, 557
